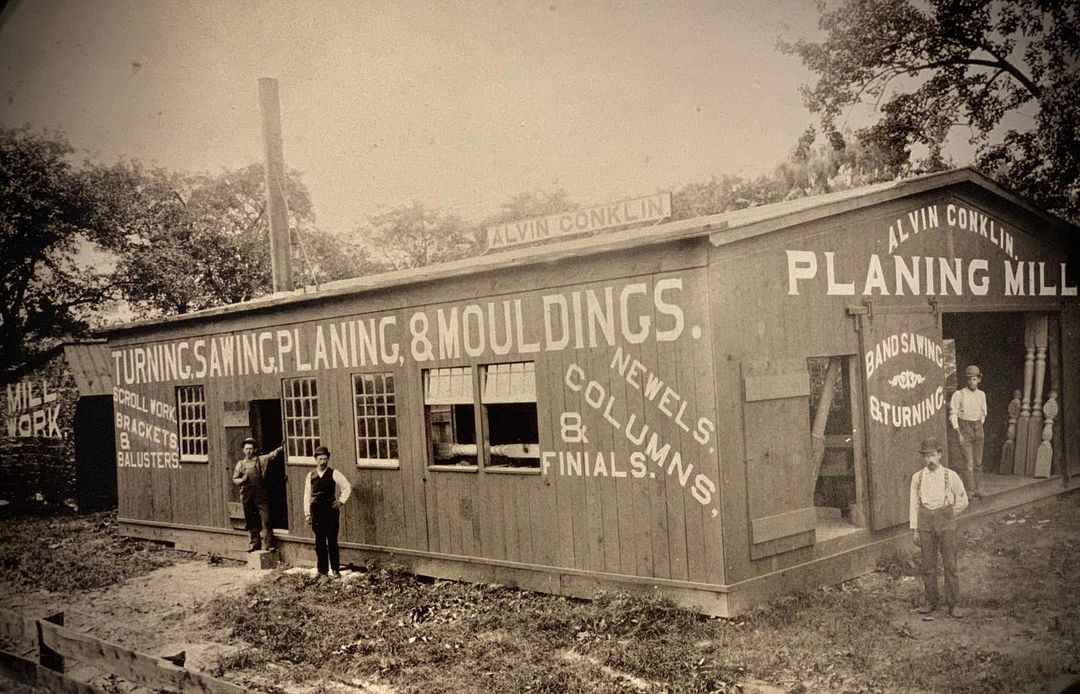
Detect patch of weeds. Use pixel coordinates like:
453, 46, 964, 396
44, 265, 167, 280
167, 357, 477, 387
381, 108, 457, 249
0, 510, 179, 592
579, 591, 702, 640
877, 550, 919, 579
207, 647, 266, 677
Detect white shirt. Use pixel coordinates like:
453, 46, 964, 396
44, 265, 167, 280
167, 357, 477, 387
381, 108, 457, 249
909, 465, 969, 529
950, 387, 987, 428
302, 467, 353, 517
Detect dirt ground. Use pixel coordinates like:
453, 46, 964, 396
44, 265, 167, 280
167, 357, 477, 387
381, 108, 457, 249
2, 493, 1079, 693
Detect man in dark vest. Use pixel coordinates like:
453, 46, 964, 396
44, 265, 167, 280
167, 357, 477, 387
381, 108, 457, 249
232, 437, 283, 552
303, 445, 353, 577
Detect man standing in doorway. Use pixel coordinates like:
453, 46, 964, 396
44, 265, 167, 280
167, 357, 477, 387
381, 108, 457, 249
303, 445, 352, 577
910, 436, 969, 618
950, 365, 988, 498
232, 437, 283, 552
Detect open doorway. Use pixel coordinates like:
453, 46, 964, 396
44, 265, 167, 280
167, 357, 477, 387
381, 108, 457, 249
251, 399, 288, 530
942, 311, 1062, 493
808, 356, 864, 539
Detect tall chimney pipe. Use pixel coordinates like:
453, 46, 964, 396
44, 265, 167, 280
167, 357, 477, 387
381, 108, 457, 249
258, 77, 292, 293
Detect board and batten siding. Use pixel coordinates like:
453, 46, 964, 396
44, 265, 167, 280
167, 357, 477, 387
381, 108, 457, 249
708, 188, 1076, 585
108, 241, 727, 585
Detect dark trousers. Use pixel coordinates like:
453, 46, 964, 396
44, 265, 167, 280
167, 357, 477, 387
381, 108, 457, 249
311, 504, 340, 574
957, 419, 984, 494
918, 505, 959, 608
242, 494, 273, 550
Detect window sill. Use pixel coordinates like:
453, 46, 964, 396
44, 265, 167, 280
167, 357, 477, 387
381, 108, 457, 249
286, 456, 317, 466
428, 464, 479, 474
180, 456, 209, 464
357, 459, 400, 470
484, 466, 542, 475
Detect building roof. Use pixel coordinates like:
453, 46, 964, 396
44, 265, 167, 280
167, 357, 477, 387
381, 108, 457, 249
99, 167, 1076, 336
62, 341, 114, 396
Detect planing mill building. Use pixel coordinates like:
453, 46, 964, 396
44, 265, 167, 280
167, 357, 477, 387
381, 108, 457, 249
100, 169, 1079, 615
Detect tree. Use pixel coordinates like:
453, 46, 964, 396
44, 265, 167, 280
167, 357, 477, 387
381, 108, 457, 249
671, 173, 782, 220
355, 202, 477, 270
483, 188, 578, 226
0, 127, 126, 379
106, 163, 365, 316
781, 0, 1080, 221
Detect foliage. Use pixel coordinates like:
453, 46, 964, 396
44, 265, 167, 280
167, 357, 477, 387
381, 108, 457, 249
103, 163, 370, 317
781, 0, 1080, 221
0, 510, 178, 592
482, 188, 578, 226
670, 128, 908, 220
354, 202, 478, 271
0, 127, 126, 378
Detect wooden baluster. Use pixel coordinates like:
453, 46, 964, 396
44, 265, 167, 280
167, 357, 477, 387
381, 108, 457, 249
1034, 391, 1058, 478
1025, 316, 1049, 475
1000, 389, 1021, 475
1013, 318, 1035, 475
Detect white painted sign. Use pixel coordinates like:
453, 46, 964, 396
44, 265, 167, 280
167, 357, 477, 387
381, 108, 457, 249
111, 277, 690, 386
4, 379, 62, 438
486, 193, 672, 251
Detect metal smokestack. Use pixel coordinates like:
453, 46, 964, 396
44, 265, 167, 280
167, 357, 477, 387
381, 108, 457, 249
258, 77, 292, 293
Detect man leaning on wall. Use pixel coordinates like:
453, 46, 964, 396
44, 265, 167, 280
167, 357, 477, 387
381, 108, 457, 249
232, 437, 282, 552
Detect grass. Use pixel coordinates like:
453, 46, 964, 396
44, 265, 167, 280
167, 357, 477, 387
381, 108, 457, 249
207, 492, 1080, 693
0, 510, 180, 593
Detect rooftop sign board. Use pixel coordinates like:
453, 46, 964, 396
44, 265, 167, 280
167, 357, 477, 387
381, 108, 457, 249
486, 192, 672, 251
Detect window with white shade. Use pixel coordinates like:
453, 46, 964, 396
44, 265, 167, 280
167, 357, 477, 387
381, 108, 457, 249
482, 362, 540, 469
424, 367, 477, 467
176, 385, 208, 461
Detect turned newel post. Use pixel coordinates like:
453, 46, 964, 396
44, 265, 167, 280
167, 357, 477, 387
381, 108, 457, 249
1000, 389, 1021, 474
1035, 391, 1058, 478
1014, 319, 1036, 475
1026, 316, 1049, 475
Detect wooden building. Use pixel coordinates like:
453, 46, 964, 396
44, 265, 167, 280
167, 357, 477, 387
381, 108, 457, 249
1, 341, 117, 511
100, 169, 1079, 615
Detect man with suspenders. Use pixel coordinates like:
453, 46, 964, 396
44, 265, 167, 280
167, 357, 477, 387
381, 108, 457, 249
910, 436, 969, 618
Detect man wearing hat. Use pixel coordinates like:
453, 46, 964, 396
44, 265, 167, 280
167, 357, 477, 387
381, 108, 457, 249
950, 365, 988, 498
303, 445, 352, 577
910, 436, 969, 618
232, 438, 284, 552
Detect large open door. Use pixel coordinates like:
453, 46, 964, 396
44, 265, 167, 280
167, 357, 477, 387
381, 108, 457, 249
251, 399, 287, 530
853, 304, 948, 530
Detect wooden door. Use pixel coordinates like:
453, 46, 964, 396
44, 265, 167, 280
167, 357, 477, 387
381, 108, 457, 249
854, 305, 947, 530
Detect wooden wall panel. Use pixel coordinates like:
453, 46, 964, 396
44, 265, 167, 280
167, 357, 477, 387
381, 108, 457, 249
710, 189, 1076, 585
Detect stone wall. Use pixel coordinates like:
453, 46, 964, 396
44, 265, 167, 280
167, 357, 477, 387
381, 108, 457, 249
1, 353, 80, 508
0, 436, 72, 507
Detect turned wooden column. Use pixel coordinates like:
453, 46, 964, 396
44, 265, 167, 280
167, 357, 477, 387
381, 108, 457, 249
1013, 318, 1036, 475
1035, 391, 1058, 478
1025, 316, 1049, 475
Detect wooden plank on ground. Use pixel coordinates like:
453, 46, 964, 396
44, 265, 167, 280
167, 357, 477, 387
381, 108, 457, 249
37, 620, 246, 694
0, 647, 38, 686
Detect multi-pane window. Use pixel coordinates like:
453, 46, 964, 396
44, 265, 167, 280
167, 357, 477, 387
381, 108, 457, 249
176, 385, 208, 461
353, 373, 398, 465
283, 377, 320, 459
424, 367, 477, 466
482, 362, 540, 468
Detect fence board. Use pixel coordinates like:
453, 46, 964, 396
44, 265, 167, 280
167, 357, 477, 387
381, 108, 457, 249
37, 620, 246, 694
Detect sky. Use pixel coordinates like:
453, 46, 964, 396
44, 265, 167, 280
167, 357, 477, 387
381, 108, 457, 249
2, 0, 878, 236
